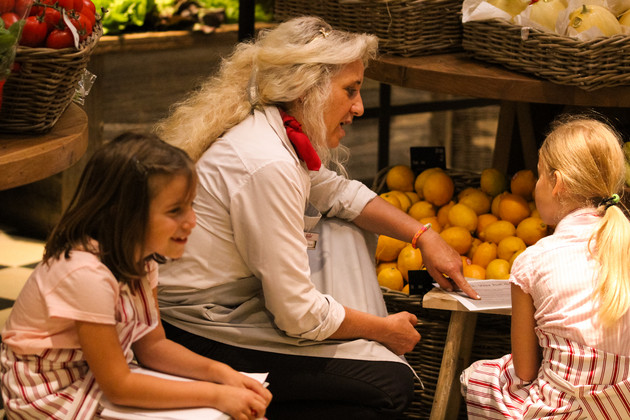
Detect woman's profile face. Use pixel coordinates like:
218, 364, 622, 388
323, 60, 365, 148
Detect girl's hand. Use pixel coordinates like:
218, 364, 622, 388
213, 385, 271, 420
417, 229, 480, 299
380, 311, 420, 355
215, 365, 272, 406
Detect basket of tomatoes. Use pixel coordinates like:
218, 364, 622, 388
0, 0, 102, 133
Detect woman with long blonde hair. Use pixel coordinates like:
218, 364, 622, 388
461, 115, 630, 419
156, 16, 478, 419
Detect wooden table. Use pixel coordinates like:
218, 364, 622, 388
0, 103, 89, 191
365, 53, 630, 173
422, 287, 511, 420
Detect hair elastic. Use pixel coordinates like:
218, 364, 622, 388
411, 223, 432, 249
601, 193, 620, 209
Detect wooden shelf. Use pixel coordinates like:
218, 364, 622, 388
0, 103, 89, 191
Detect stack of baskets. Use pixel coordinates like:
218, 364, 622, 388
274, 0, 464, 57
462, 18, 630, 91
0, 23, 103, 134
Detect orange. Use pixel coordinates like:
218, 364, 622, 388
497, 236, 527, 262
405, 191, 420, 205
491, 191, 507, 217
480, 168, 508, 197
375, 235, 407, 262
472, 241, 498, 268
510, 169, 537, 201
380, 192, 402, 210
480, 220, 517, 245
377, 267, 405, 291
509, 249, 525, 269
386, 165, 415, 192
516, 216, 549, 246
476, 213, 499, 237
486, 258, 511, 280
463, 263, 486, 280
448, 203, 478, 233
376, 261, 398, 276
397, 244, 424, 281
498, 193, 531, 226
458, 188, 491, 215
437, 201, 456, 227
440, 226, 473, 255
423, 171, 455, 207
419, 216, 442, 234
408, 200, 436, 221
467, 237, 482, 259
402, 283, 410, 294
388, 190, 412, 213
414, 167, 443, 198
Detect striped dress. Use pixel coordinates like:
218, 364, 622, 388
461, 210, 630, 419
463, 329, 630, 419
1, 257, 158, 419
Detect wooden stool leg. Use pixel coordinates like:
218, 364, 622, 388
430, 311, 478, 420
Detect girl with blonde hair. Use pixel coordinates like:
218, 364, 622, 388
155, 15, 478, 419
461, 115, 630, 419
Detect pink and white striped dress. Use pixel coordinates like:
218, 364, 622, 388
462, 210, 630, 419
0, 253, 158, 419
463, 329, 630, 419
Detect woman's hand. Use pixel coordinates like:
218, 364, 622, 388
330, 307, 420, 356
381, 312, 421, 355
417, 229, 480, 299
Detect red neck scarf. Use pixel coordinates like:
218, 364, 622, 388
279, 109, 321, 171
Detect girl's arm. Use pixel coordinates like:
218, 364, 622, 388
510, 283, 541, 382
76, 294, 271, 419
353, 196, 479, 299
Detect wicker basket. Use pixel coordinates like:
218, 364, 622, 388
462, 18, 630, 91
0, 23, 103, 134
274, 0, 464, 57
382, 288, 511, 419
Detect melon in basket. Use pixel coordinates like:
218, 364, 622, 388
526, 0, 568, 32
566, 4, 622, 37
486, 0, 530, 17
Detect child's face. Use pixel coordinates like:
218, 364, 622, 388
534, 161, 559, 226
144, 174, 196, 260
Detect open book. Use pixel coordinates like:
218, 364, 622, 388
100, 364, 269, 420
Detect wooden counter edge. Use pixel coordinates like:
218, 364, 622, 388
422, 287, 512, 316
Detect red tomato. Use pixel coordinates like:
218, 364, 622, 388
42, 7, 61, 30
80, 6, 94, 28
1, 11, 19, 27
14, 0, 31, 17
56, 0, 74, 11
76, 12, 92, 39
72, 0, 83, 12
29, 0, 55, 16
20, 15, 48, 47
45, 27, 73, 48
0, 0, 14, 14
81, 0, 96, 15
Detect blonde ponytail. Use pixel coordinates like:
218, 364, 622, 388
590, 202, 630, 327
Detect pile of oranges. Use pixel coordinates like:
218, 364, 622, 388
375, 165, 550, 292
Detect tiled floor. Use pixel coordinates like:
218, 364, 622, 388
0, 224, 45, 327
0, 224, 45, 415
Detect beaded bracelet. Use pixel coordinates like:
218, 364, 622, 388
411, 223, 432, 249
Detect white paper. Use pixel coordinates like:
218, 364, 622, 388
100, 365, 269, 420
433, 278, 512, 311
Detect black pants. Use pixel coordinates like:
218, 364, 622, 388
163, 321, 415, 420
